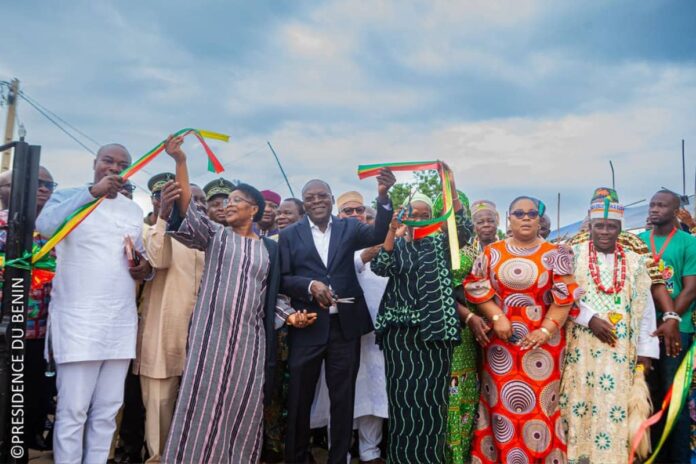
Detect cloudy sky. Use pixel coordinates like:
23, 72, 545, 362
1, 0, 695, 227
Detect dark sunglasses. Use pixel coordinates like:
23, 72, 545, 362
510, 209, 539, 219
38, 180, 58, 191
122, 184, 136, 193
341, 206, 366, 215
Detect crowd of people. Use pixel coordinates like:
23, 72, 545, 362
2, 134, 696, 464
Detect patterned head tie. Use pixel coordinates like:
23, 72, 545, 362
471, 199, 498, 222
589, 198, 624, 221
406, 192, 434, 211
590, 187, 620, 204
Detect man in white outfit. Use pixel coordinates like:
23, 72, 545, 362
36, 143, 152, 463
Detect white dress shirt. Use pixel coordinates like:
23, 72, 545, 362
307, 216, 338, 313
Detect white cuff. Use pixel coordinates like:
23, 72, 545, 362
572, 301, 597, 327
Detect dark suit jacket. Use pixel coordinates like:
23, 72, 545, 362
279, 203, 391, 346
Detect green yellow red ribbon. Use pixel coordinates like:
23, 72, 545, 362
629, 341, 695, 464
356, 160, 460, 269
29, 128, 228, 264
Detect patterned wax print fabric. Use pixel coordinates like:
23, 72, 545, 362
561, 243, 652, 464
446, 244, 480, 464
0, 209, 53, 339
371, 209, 472, 463
464, 240, 580, 464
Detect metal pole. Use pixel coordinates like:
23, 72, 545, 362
609, 160, 615, 190
682, 139, 686, 196
0, 140, 40, 462
1, 79, 19, 172
266, 141, 295, 197
556, 193, 561, 243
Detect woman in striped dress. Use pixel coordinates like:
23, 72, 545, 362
371, 175, 472, 463
160, 135, 314, 463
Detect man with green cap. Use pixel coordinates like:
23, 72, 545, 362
135, 174, 207, 462
203, 177, 235, 225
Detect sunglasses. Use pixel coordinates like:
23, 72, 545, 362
341, 206, 366, 215
122, 184, 136, 193
38, 180, 58, 191
510, 209, 539, 219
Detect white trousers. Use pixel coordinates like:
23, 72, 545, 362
54, 359, 130, 464
355, 415, 383, 461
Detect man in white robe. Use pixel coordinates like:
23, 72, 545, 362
36, 143, 152, 463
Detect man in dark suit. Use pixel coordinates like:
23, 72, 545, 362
279, 171, 395, 464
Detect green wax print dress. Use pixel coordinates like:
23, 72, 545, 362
446, 244, 480, 464
371, 211, 472, 464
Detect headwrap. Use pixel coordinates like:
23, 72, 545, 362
406, 192, 434, 211
261, 189, 281, 206
589, 199, 624, 221
591, 187, 620, 203
147, 172, 174, 193
234, 183, 266, 223
336, 191, 364, 210
471, 199, 499, 221
204, 178, 235, 201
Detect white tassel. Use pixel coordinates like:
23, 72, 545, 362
628, 365, 652, 459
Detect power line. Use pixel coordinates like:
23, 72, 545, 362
16, 91, 97, 155
19, 90, 101, 147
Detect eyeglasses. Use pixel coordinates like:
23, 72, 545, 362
510, 209, 539, 219
38, 180, 58, 191
121, 184, 136, 193
151, 191, 162, 199
228, 195, 256, 206
341, 206, 366, 215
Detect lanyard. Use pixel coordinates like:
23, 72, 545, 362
650, 227, 677, 264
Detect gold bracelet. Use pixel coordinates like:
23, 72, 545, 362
540, 327, 552, 337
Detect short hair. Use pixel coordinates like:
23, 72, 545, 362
655, 189, 681, 208
301, 179, 332, 196
97, 143, 131, 161
283, 197, 305, 215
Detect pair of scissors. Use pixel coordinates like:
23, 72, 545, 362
335, 297, 355, 304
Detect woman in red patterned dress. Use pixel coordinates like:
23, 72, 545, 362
464, 197, 582, 464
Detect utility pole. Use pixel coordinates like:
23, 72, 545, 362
1, 79, 19, 173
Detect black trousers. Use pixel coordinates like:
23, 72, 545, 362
285, 315, 361, 464
25, 338, 54, 446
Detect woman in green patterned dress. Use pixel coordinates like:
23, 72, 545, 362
372, 175, 473, 464
436, 193, 492, 464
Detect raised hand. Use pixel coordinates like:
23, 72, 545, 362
159, 180, 182, 220
376, 168, 396, 200
164, 135, 186, 163
90, 174, 124, 199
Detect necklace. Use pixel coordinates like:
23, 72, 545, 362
588, 241, 627, 299
649, 227, 677, 264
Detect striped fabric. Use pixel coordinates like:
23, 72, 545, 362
383, 326, 453, 463
162, 204, 270, 463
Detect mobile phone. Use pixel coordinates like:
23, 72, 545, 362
124, 235, 140, 267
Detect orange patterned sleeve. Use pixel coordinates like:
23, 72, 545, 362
549, 245, 584, 306
464, 247, 497, 304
